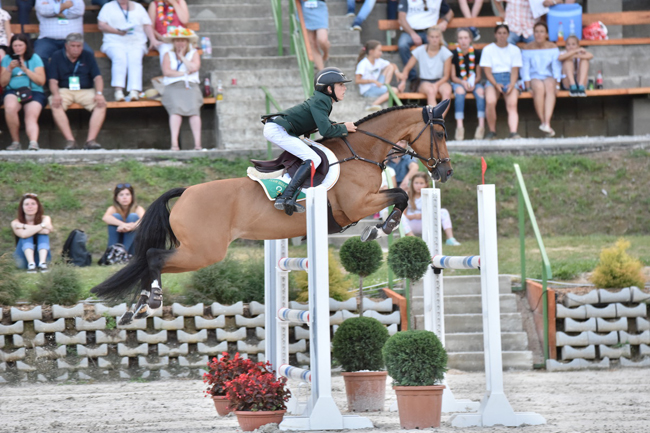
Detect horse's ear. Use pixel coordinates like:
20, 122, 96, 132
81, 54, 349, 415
432, 99, 450, 118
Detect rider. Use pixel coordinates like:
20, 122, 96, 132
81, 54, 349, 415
263, 67, 357, 215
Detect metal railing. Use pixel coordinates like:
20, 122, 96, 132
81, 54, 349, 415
260, 86, 283, 159
270, 0, 284, 56
386, 85, 404, 107
514, 163, 552, 362
289, 0, 314, 98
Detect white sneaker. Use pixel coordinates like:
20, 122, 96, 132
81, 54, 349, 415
345, 12, 355, 18
446, 238, 462, 246
39, 263, 49, 273
114, 90, 125, 101
351, 25, 362, 31
27, 263, 37, 273
129, 90, 140, 101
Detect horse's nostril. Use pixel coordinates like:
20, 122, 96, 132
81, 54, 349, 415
447, 169, 454, 178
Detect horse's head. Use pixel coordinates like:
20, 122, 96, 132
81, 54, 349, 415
406, 101, 453, 183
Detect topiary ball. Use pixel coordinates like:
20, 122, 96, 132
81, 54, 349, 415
387, 236, 431, 281
332, 317, 389, 372
382, 330, 447, 386
339, 237, 383, 278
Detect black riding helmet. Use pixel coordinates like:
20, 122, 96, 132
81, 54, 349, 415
314, 67, 352, 102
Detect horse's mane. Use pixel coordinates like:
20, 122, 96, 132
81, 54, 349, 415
354, 104, 420, 127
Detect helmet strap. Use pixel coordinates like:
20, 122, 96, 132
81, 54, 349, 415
329, 84, 339, 102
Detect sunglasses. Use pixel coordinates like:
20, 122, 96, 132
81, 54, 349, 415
116, 183, 132, 189
22, 193, 38, 198
496, 21, 509, 26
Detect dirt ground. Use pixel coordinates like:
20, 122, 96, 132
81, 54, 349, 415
1, 368, 649, 433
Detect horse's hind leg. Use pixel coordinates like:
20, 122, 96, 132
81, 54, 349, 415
361, 188, 409, 242
133, 248, 176, 319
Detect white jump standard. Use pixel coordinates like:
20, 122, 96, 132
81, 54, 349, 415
264, 186, 372, 431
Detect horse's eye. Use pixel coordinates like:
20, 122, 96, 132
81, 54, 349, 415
436, 132, 444, 139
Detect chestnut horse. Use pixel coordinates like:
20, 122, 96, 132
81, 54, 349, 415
91, 101, 453, 323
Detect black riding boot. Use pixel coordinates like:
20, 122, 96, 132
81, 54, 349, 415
274, 160, 313, 216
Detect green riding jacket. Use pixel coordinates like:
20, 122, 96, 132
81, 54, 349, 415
269, 91, 348, 138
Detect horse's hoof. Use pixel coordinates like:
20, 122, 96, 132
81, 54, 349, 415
148, 286, 163, 310
361, 226, 378, 242
118, 310, 134, 325
133, 304, 149, 319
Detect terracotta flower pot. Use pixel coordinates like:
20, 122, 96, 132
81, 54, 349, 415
393, 385, 445, 429
211, 395, 232, 416
342, 371, 388, 412
234, 410, 286, 432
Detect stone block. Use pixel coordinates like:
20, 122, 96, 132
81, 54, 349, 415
556, 331, 589, 347
289, 339, 307, 354
255, 327, 265, 340
236, 340, 265, 354
158, 343, 189, 357
34, 318, 66, 333
0, 321, 24, 335
196, 341, 227, 355
12, 335, 25, 348
249, 301, 265, 316
35, 346, 67, 359
216, 327, 246, 341
564, 317, 597, 332
211, 301, 244, 316
116, 318, 147, 330
603, 76, 640, 89
296, 352, 310, 365
96, 330, 128, 344
0, 335, 3, 348
631, 286, 650, 303
172, 303, 204, 316
585, 304, 617, 318
16, 361, 36, 371
138, 356, 169, 369
178, 355, 209, 367
636, 317, 650, 332
159, 369, 173, 379
329, 310, 345, 325
598, 288, 631, 303
329, 298, 357, 311
362, 297, 393, 313
57, 358, 89, 370
32, 333, 46, 346
77, 344, 108, 358
555, 304, 586, 319
98, 358, 113, 368
615, 303, 646, 318
177, 329, 208, 344
75, 317, 107, 331
587, 331, 619, 346
563, 118, 607, 138
54, 372, 69, 381
1, 348, 26, 362
295, 326, 310, 340
619, 330, 650, 345
118, 343, 149, 357
235, 314, 265, 328
52, 304, 84, 319
387, 324, 398, 336
194, 315, 226, 329
596, 317, 628, 332
78, 372, 93, 380
11, 306, 43, 321
564, 290, 599, 307
289, 301, 309, 311
153, 316, 184, 331
94, 303, 128, 317
599, 344, 631, 359
136, 330, 168, 344
55, 331, 87, 345
561, 345, 596, 360
546, 357, 610, 371
640, 344, 650, 356
362, 310, 401, 325
620, 356, 650, 368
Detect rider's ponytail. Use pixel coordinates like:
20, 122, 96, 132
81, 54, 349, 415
356, 40, 382, 66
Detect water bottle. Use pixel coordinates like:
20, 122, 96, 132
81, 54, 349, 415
557, 21, 564, 42
596, 71, 603, 89
203, 37, 212, 59
201, 37, 207, 54
569, 19, 576, 36
204, 77, 212, 97
216, 79, 223, 101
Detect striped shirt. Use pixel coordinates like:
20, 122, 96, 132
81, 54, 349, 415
36, 0, 86, 40
503, 0, 536, 38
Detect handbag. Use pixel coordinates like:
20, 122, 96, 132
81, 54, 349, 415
15, 86, 32, 103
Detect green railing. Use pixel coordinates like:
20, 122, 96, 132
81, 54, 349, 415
514, 163, 552, 362
270, 0, 283, 56
386, 85, 403, 107
288, 0, 314, 98
260, 86, 283, 159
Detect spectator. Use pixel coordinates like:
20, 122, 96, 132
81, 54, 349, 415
11, 193, 53, 272
1, 34, 47, 151
0, 7, 12, 62
451, 27, 486, 140
347, 0, 376, 32
479, 23, 522, 139
301, 0, 330, 71
48, 33, 106, 150
102, 183, 146, 256
559, 34, 592, 97
160, 27, 203, 151
355, 40, 406, 111
34, 0, 93, 64
387, 139, 419, 190
397, 0, 453, 84
379, 166, 414, 237
148, 0, 189, 65
522, 22, 561, 137
401, 26, 453, 116
458, 0, 483, 41
494, 0, 535, 45
98, 0, 160, 101
17, 0, 35, 34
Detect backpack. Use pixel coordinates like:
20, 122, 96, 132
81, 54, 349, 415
98, 243, 130, 266
61, 229, 92, 267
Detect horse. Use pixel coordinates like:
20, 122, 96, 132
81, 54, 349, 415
91, 100, 453, 324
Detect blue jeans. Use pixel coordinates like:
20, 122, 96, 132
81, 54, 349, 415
347, 0, 377, 27
508, 33, 534, 45
18, 0, 35, 28
486, 72, 512, 89
107, 213, 139, 255
452, 82, 486, 119
92, 0, 112, 6
34, 38, 94, 64
14, 234, 51, 269
362, 75, 387, 98
398, 30, 428, 81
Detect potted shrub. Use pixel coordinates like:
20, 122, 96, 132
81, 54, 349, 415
332, 316, 390, 412
382, 330, 448, 429
339, 237, 383, 313
203, 352, 256, 416
225, 361, 291, 431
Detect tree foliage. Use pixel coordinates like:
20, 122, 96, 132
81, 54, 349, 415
387, 237, 430, 281
332, 317, 389, 372
590, 239, 645, 289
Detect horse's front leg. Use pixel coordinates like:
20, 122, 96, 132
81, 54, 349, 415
133, 248, 174, 320
360, 188, 409, 242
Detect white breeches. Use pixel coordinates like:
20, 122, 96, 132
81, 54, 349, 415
263, 122, 322, 169
103, 44, 148, 91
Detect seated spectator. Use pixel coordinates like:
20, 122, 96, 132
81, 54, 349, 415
379, 166, 414, 237
102, 183, 146, 255
160, 27, 203, 151
494, 0, 534, 45
397, 0, 453, 85
480, 23, 522, 139
148, 0, 189, 65
401, 26, 453, 115
387, 139, 419, 190
34, 0, 93, 65
11, 193, 53, 272
301, 0, 330, 71
458, 0, 483, 41
355, 40, 406, 112
1, 34, 47, 151
347, 0, 376, 32
17, 0, 35, 34
0, 7, 12, 62
98, 0, 160, 101
451, 27, 485, 140
48, 33, 106, 150
559, 34, 592, 97
522, 22, 561, 137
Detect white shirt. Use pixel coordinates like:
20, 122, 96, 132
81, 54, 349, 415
36, 0, 85, 40
355, 57, 391, 95
163, 49, 200, 86
98, 1, 151, 48
399, 0, 443, 31
412, 45, 452, 80
380, 166, 397, 188
479, 43, 523, 74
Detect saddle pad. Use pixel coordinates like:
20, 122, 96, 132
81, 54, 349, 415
247, 139, 340, 202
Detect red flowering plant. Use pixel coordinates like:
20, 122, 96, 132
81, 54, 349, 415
225, 361, 291, 411
203, 352, 256, 397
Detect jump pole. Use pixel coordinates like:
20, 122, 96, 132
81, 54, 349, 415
264, 186, 373, 431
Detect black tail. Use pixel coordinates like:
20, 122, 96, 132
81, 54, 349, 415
91, 187, 187, 301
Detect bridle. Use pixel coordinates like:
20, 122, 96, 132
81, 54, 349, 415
330, 105, 450, 171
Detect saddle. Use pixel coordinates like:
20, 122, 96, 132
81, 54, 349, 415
250, 143, 330, 188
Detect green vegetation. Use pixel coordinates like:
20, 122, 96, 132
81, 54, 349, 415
388, 237, 431, 281
332, 317, 389, 372
383, 330, 447, 386
590, 239, 646, 288
294, 249, 352, 302
339, 237, 383, 311
29, 263, 83, 305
